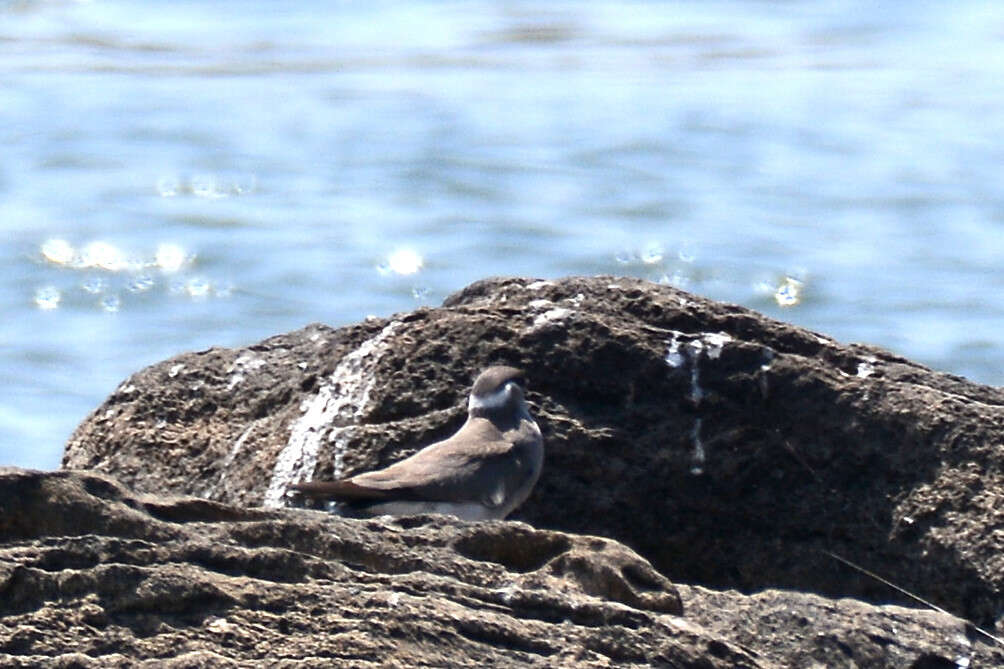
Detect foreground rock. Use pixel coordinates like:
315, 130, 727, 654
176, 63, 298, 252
0, 467, 727, 666
64, 276, 1004, 645
0, 468, 986, 667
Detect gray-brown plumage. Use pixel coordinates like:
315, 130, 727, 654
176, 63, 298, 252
287, 366, 543, 520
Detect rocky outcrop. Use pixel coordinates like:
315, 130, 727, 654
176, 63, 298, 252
0, 468, 986, 667
0, 467, 722, 666
58, 275, 1004, 661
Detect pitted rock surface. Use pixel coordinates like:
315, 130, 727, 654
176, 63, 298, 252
64, 275, 1004, 640
0, 467, 750, 667
0, 468, 990, 667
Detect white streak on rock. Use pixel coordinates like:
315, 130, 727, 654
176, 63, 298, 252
664, 331, 735, 475
326, 426, 357, 484
225, 422, 256, 470
532, 307, 573, 328
689, 363, 704, 403
703, 332, 731, 359
665, 333, 685, 368
759, 349, 775, 396
227, 354, 266, 391
760, 348, 774, 372
690, 418, 705, 476
264, 321, 402, 507
205, 419, 260, 497
526, 280, 555, 290
524, 293, 576, 332
683, 340, 706, 403
857, 356, 877, 378
665, 331, 732, 369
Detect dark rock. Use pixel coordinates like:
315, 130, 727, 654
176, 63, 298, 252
1, 467, 758, 667
679, 584, 983, 668
0, 467, 992, 667
60, 275, 1004, 660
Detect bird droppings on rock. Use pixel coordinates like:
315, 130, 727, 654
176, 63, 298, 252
54, 275, 1004, 666
265, 320, 402, 507
531, 307, 573, 330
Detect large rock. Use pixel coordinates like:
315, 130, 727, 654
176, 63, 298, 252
0, 467, 719, 666
0, 468, 987, 667
63, 276, 1004, 639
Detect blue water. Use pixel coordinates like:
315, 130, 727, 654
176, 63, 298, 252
4, 0, 1004, 469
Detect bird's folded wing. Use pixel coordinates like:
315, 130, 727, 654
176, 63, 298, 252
352, 439, 522, 503
289, 424, 534, 506
287, 479, 392, 500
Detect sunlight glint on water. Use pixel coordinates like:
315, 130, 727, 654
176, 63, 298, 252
3, 1, 1004, 468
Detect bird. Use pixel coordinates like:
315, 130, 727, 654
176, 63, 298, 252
286, 365, 543, 520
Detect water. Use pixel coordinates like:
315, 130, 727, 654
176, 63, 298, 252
4, 0, 1004, 469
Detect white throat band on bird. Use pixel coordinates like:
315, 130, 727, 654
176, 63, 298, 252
287, 365, 543, 521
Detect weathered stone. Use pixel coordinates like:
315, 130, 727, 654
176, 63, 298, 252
679, 584, 985, 668
0, 468, 994, 667
1, 467, 763, 667
60, 275, 1004, 659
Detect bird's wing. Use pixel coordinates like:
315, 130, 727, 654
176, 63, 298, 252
289, 418, 539, 508
287, 478, 392, 500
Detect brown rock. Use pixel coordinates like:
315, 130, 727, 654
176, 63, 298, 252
680, 584, 983, 668
1, 468, 993, 667
60, 275, 1004, 660
2, 467, 763, 667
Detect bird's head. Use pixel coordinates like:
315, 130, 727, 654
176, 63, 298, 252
467, 365, 528, 417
